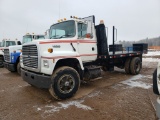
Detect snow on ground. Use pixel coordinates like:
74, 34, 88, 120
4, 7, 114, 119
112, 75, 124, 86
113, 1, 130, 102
113, 74, 152, 90
143, 58, 160, 62
120, 74, 152, 89
33, 90, 103, 118
143, 51, 160, 56
33, 100, 93, 118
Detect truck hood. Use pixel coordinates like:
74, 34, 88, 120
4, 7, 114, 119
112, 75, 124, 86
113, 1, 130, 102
7, 45, 22, 53
22, 37, 77, 45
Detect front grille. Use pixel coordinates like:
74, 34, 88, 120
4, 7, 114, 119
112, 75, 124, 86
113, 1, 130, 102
4, 49, 10, 62
22, 45, 38, 68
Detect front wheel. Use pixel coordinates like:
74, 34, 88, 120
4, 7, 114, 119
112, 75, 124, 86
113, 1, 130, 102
49, 66, 80, 100
0, 56, 4, 68
153, 69, 159, 95
17, 62, 21, 75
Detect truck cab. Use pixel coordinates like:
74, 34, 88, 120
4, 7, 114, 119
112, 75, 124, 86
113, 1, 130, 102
21, 16, 144, 100
0, 39, 21, 67
3, 34, 45, 74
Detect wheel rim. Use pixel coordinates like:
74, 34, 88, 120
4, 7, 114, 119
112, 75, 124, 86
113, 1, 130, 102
57, 74, 75, 94
135, 61, 141, 72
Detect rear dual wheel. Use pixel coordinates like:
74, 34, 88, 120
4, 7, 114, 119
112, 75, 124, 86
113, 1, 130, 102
130, 57, 141, 75
125, 57, 141, 75
125, 58, 131, 74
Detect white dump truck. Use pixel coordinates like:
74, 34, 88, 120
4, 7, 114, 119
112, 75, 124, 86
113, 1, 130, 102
3, 34, 45, 74
0, 39, 21, 67
20, 16, 146, 100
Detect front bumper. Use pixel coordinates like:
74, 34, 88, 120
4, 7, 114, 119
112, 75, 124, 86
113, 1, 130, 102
21, 68, 51, 89
3, 62, 16, 72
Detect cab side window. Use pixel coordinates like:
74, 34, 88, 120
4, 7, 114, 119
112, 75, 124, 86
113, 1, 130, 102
78, 23, 87, 38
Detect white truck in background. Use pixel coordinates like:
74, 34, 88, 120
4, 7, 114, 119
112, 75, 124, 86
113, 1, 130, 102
0, 39, 21, 67
3, 34, 45, 74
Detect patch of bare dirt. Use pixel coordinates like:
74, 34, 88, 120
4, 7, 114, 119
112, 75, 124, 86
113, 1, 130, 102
0, 58, 158, 120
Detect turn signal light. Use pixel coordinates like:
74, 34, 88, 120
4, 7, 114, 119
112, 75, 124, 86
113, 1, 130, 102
100, 20, 104, 24
48, 48, 53, 53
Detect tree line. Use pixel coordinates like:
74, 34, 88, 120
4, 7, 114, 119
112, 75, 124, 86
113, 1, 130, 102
117, 36, 160, 47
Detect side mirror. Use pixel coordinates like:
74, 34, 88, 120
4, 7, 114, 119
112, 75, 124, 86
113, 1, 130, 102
17, 41, 21, 45
85, 33, 93, 38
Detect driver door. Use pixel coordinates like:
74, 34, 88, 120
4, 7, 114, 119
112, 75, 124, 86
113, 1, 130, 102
77, 21, 97, 62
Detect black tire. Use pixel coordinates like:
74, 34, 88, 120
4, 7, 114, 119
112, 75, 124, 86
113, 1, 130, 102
101, 66, 107, 71
49, 66, 80, 100
0, 56, 4, 68
130, 57, 142, 75
153, 69, 159, 95
17, 62, 21, 75
125, 58, 131, 74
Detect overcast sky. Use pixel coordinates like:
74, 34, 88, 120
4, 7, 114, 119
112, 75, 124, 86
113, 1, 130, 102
0, 0, 160, 44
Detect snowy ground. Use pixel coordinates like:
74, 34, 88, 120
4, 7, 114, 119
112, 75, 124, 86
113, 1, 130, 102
143, 50, 160, 56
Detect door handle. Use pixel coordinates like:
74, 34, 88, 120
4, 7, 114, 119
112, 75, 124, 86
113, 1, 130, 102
92, 47, 95, 51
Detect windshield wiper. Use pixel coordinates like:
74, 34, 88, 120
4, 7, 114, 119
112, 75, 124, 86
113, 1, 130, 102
58, 35, 74, 38
50, 35, 60, 39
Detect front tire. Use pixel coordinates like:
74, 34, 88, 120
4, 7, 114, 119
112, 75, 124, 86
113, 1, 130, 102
153, 69, 159, 95
0, 56, 4, 68
17, 62, 21, 75
130, 57, 141, 75
49, 66, 80, 100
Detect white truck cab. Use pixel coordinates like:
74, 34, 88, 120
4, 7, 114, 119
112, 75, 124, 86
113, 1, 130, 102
21, 16, 144, 100
0, 39, 21, 67
3, 34, 45, 74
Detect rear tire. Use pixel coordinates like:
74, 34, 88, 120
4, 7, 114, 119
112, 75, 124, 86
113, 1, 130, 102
49, 66, 80, 100
125, 58, 131, 74
130, 57, 141, 75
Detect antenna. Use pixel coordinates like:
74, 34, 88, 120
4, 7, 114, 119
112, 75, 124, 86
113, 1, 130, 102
59, 0, 61, 19
26, 23, 28, 33
2, 31, 4, 38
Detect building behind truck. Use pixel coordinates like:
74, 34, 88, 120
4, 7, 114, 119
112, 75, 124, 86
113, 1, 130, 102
3, 34, 45, 75
0, 39, 21, 67
20, 15, 147, 100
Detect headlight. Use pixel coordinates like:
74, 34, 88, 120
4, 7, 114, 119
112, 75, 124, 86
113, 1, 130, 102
43, 60, 49, 68
20, 56, 23, 63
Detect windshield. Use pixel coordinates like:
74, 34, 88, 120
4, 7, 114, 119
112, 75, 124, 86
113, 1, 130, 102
1, 40, 5, 47
6, 41, 16, 47
23, 35, 32, 44
36, 35, 45, 39
49, 20, 75, 39
23, 35, 45, 44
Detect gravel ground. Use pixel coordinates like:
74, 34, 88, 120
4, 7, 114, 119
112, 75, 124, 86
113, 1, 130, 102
0, 57, 159, 120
